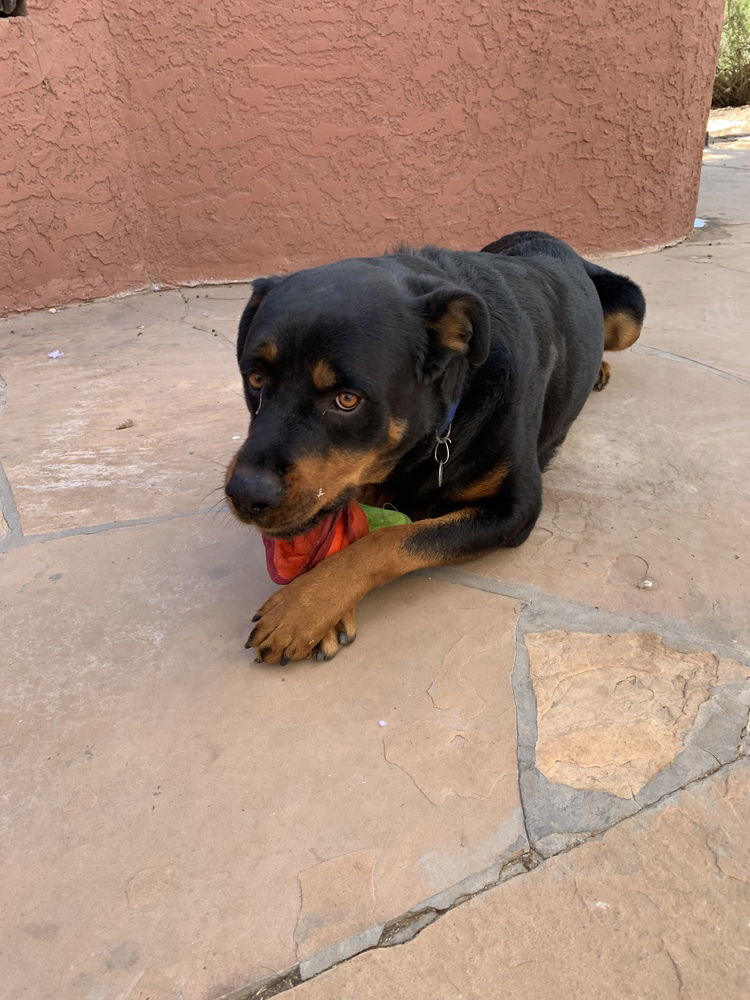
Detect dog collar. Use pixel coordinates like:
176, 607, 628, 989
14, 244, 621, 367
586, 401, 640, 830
434, 398, 460, 487
437, 399, 460, 439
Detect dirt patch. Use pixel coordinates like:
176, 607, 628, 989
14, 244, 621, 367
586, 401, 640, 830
708, 104, 750, 150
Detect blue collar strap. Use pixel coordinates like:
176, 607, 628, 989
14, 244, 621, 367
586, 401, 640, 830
438, 398, 460, 439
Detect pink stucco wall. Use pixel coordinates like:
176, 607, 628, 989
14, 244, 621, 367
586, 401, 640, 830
2, 0, 724, 313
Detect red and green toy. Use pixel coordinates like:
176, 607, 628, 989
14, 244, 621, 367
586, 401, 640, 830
263, 501, 411, 585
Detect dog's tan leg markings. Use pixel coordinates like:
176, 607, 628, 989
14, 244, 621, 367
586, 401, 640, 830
598, 309, 640, 392
603, 311, 641, 351
449, 460, 511, 502
594, 360, 611, 391
248, 510, 471, 663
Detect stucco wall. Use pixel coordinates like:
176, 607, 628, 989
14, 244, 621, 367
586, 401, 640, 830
2, 0, 724, 313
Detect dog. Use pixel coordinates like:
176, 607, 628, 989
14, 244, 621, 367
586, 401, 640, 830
225, 230, 645, 663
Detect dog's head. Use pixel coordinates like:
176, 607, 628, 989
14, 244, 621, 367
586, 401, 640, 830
225, 257, 489, 538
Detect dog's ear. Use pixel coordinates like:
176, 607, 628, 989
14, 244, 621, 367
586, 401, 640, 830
237, 276, 284, 364
414, 287, 490, 382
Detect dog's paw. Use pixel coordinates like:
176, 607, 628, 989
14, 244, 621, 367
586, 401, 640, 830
593, 360, 611, 391
246, 580, 357, 664
311, 608, 358, 662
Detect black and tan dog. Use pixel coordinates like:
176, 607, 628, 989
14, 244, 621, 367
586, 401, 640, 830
226, 230, 645, 663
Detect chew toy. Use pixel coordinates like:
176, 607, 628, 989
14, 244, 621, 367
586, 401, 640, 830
263, 501, 411, 585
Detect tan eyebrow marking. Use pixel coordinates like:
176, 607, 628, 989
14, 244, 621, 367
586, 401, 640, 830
387, 418, 407, 446
311, 359, 337, 391
256, 341, 278, 363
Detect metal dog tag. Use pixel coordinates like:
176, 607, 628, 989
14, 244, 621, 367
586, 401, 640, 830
434, 423, 452, 487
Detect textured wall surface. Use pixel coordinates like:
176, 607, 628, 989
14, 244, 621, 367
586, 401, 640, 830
2, 0, 724, 313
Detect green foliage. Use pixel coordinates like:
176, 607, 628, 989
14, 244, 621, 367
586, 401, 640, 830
713, 0, 750, 107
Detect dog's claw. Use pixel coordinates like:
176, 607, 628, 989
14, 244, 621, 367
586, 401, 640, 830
245, 596, 357, 664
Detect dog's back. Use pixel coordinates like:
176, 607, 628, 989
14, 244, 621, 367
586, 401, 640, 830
481, 230, 645, 353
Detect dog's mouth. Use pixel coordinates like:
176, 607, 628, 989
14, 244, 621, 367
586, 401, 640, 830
230, 490, 355, 540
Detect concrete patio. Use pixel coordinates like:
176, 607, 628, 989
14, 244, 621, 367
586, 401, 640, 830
1, 143, 749, 1000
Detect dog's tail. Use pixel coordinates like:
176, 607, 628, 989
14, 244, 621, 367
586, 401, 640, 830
582, 259, 645, 352
480, 230, 645, 351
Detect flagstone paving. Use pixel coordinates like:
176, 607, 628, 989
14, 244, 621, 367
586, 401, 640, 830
1, 150, 748, 1000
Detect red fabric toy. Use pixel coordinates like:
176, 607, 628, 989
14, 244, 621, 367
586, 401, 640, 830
263, 500, 370, 585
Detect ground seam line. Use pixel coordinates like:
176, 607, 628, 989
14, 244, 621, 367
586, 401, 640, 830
229, 757, 749, 1000
0, 506, 225, 553
634, 344, 750, 387
0, 461, 23, 545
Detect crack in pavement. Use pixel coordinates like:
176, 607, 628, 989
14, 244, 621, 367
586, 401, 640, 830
663, 942, 685, 998
633, 343, 750, 387
229, 759, 750, 1000
230, 849, 540, 1000
654, 249, 750, 281
380, 738, 436, 807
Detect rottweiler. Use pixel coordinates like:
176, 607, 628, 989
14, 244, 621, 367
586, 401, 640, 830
226, 230, 645, 663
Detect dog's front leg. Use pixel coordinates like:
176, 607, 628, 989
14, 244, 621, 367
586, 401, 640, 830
248, 472, 541, 663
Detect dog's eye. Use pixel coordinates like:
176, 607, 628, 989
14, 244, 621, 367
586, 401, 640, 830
247, 372, 264, 391
334, 392, 361, 412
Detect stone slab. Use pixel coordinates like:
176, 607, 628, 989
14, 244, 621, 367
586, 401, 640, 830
3, 146, 750, 1000
513, 626, 750, 855
527, 629, 748, 799
611, 248, 750, 383
0, 293, 245, 535
293, 761, 750, 1000
697, 152, 750, 224
0, 516, 523, 1000
661, 234, 750, 274
467, 350, 750, 648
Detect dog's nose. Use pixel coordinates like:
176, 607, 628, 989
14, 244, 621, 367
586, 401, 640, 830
226, 468, 283, 515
